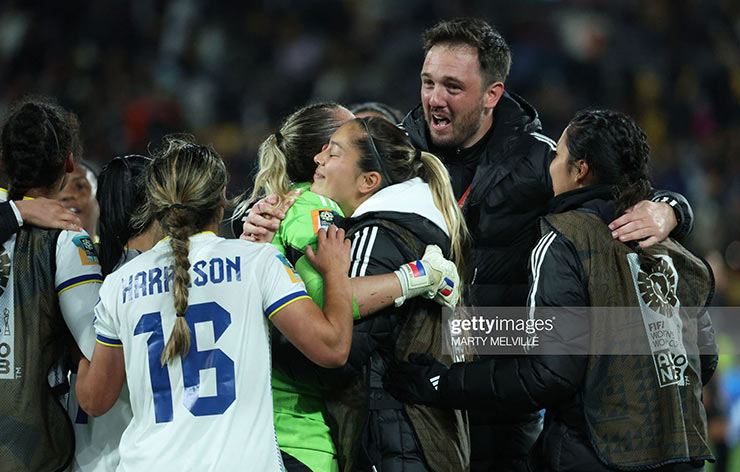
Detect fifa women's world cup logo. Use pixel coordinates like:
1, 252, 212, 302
636, 257, 679, 318
628, 253, 689, 388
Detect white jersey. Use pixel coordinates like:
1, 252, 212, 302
70, 249, 141, 472
94, 232, 309, 471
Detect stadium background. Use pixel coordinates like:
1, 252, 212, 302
0, 0, 738, 469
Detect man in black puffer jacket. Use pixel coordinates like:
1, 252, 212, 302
402, 18, 695, 471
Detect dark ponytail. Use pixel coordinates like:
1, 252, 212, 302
97, 155, 152, 276
0, 97, 76, 200
565, 109, 652, 216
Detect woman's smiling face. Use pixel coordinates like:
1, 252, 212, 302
310, 121, 365, 214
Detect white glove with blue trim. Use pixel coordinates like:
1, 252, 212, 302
393, 245, 460, 308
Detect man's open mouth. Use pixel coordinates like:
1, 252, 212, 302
431, 113, 451, 131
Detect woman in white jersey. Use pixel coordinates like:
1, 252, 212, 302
75, 136, 353, 471
69, 154, 156, 471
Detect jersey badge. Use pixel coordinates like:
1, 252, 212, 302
276, 253, 302, 283
73, 235, 99, 266
311, 209, 335, 234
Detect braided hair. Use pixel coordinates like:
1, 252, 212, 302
565, 109, 652, 216
1, 97, 77, 200
136, 135, 228, 364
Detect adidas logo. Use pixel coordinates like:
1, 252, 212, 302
429, 375, 440, 391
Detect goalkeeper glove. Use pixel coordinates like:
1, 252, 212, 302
393, 244, 460, 308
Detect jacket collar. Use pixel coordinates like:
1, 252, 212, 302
402, 92, 542, 157
548, 185, 616, 223
352, 177, 450, 236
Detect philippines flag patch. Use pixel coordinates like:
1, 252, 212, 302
409, 261, 426, 278
439, 277, 454, 297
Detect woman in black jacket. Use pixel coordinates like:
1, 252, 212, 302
388, 109, 717, 472
310, 116, 472, 471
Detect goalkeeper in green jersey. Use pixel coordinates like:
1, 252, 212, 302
235, 103, 461, 472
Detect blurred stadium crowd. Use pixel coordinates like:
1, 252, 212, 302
0, 0, 738, 469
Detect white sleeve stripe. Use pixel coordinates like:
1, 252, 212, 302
350, 228, 370, 277
350, 228, 365, 260
350, 230, 360, 260
652, 195, 678, 207
358, 227, 379, 277
533, 232, 557, 286
527, 231, 553, 297
527, 231, 557, 317
531, 132, 556, 150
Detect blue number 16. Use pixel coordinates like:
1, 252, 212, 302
133, 301, 236, 423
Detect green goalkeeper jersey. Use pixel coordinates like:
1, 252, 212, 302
272, 182, 343, 309
271, 182, 346, 472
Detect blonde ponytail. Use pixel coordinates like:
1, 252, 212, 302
232, 103, 351, 223
418, 151, 471, 284
233, 134, 291, 220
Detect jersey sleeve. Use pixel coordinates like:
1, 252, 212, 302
277, 191, 342, 256
93, 281, 122, 348
55, 230, 104, 359
258, 246, 311, 320
294, 255, 324, 307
